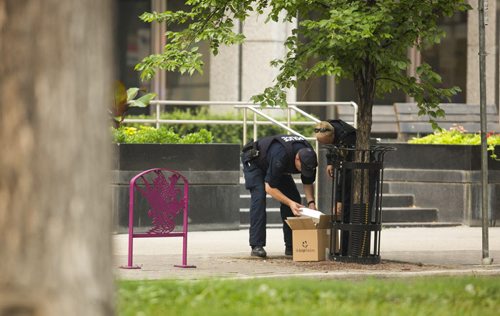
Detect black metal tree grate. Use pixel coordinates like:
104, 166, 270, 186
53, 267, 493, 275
329, 145, 395, 264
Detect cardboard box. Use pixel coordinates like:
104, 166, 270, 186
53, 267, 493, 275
285, 215, 332, 262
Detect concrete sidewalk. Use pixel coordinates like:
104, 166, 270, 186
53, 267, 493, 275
114, 226, 500, 280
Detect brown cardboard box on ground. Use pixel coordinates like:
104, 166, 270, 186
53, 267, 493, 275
285, 213, 332, 262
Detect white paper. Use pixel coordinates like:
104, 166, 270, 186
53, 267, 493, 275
299, 207, 325, 219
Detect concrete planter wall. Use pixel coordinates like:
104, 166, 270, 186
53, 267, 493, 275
112, 143, 240, 232
381, 143, 500, 225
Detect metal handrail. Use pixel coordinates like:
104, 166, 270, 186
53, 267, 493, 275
123, 100, 359, 130
234, 105, 311, 142
122, 99, 359, 207
123, 119, 318, 125
234, 104, 321, 201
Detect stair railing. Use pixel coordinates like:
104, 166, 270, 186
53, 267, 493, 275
123, 100, 359, 205
234, 102, 358, 204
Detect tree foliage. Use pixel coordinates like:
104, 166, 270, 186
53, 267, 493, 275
136, 0, 470, 149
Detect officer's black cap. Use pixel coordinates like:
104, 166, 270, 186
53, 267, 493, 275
298, 148, 317, 178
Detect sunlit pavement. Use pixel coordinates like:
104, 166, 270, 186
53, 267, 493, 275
113, 226, 500, 280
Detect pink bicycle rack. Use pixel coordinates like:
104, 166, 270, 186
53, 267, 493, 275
121, 168, 196, 269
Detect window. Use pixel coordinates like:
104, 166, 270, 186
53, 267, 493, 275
116, 0, 210, 104
421, 12, 467, 103
165, 1, 210, 101
116, 0, 151, 90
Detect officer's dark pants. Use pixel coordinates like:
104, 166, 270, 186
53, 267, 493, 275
242, 161, 300, 248
336, 169, 352, 255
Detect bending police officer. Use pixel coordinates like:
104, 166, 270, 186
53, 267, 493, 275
314, 120, 356, 255
241, 135, 318, 258
314, 120, 356, 176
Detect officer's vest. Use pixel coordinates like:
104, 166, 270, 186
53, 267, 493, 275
328, 119, 357, 147
256, 135, 312, 170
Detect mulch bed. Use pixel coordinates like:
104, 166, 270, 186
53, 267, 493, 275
231, 255, 453, 272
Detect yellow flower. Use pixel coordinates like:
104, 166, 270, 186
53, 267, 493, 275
124, 127, 137, 136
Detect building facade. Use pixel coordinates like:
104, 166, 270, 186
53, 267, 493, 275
116, 0, 500, 120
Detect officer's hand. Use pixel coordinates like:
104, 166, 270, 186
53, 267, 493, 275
334, 202, 343, 219
289, 202, 303, 216
326, 165, 334, 177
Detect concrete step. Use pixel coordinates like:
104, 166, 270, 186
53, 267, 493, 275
379, 194, 414, 207
239, 194, 306, 208
239, 206, 438, 225
381, 207, 438, 223
238, 175, 430, 225
238, 178, 304, 195
239, 179, 391, 194
382, 222, 462, 228
239, 222, 462, 229
240, 208, 283, 225
238, 193, 414, 209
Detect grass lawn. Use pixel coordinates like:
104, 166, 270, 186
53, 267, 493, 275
117, 276, 500, 315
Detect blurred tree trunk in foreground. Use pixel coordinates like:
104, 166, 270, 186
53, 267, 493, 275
0, 1, 114, 315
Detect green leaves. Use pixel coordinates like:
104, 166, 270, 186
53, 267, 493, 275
112, 126, 214, 144
135, 45, 204, 80
111, 81, 157, 127
136, 0, 253, 80
409, 129, 500, 160
134, 0, 470, 145
139, 10, 196, 24
251, 86, 288, 107
120, 107, 315, 143
129, 93, 157, 109
126, 87, 140, 102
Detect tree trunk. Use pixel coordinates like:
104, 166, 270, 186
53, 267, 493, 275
347, 60, 377, 256
0, 1, 114, 315
354, 60, 376, 152
352, 60, 376, 211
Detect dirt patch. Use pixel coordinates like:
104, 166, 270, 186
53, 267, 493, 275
226, 255, 454, 273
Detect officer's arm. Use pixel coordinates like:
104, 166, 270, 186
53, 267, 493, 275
326, 165, 334, 177
326, 150, 335, 177
303, 183, 316, 210
265, 182, 303, 216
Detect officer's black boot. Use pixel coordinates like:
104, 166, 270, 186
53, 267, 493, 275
251, 246, 267, 258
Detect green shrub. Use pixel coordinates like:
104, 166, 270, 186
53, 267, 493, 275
178, 129, 214, 144
112, 126, 213, 144
409, 128, 500, 159
122, 107, 316, 144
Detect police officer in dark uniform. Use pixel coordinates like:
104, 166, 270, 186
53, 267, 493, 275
314, 120, 356, 255
314, 120, 356, 176
241, 135, 318, 258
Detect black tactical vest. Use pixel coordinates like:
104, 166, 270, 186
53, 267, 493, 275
256, 135, 312, 169
328, 119, 357, 147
